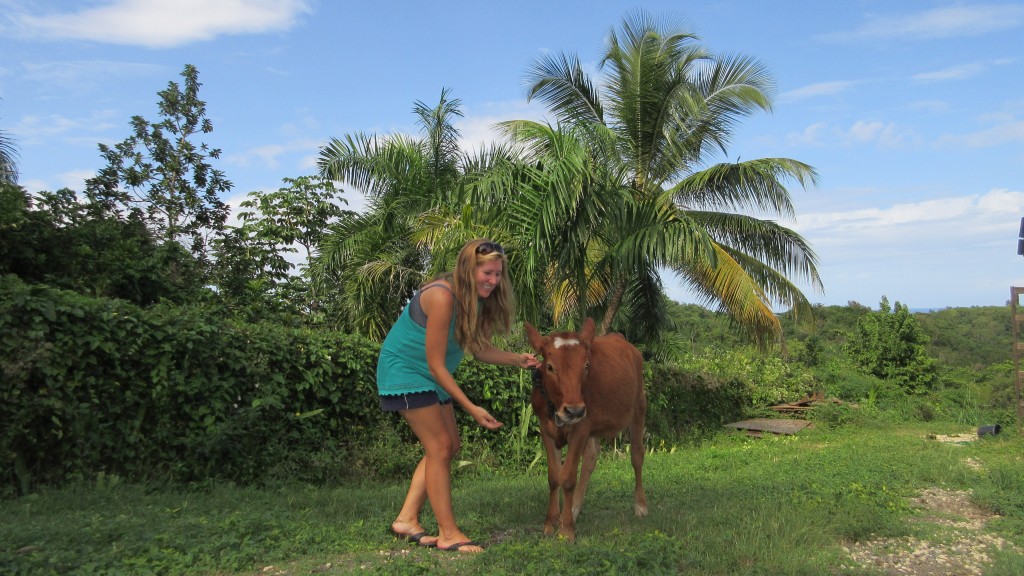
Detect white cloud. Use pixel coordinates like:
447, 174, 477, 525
225, 138, 322, 171
842, 4, 1024, 40
908, 100, 952, 114
11, 111, 120, 145
796, 189, 1024, 238
19, 169, 97, 193
779, 81, 858, 103
913, 62, 988, 82
800, 198, 961, 233
456, 99, 547, 153
936, 119, 1024, 147
785, 122, 829, 146
58, 169, 97, 191
21, 60, 164, 87
842, 120, 907, 146
785, 120, 912, 148
20, 178, 50, 193
11, 113, 80, 139
8, 0, 312, 48
785, 189, 1024, 307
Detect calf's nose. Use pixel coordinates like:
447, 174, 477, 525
564, 404, 586, 421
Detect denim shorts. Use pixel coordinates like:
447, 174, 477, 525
379, 391, 453, 412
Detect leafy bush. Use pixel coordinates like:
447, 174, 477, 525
0, 275, 388, 495
2, 273, 864, 495
11, 264, 1012, 501
846, 297, 936, 393
644, 363, 749, 443
671, 346, 817, 407
809, 401, 866, 428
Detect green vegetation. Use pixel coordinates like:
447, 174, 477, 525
3, 422, 1023, 575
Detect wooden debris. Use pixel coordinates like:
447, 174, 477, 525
724, 418, 814, 436
770, 390, 848, 414
724, 391, 853, 436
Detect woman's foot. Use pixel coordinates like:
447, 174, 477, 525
390, 521, 438, 547
437, 540, 484, 553
436, 531, 485, 553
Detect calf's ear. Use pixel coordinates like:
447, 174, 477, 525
580, 317, 596, 344
523, 322, 545, 353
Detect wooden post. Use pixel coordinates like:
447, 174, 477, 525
1013, 287, 1024, 426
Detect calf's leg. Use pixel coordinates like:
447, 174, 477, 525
558, 433, 588, 541
572, 436, 599, 522
629, 416, 648, 517
540, 432, 563, 536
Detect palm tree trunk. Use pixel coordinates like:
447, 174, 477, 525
599, 277, 628, 335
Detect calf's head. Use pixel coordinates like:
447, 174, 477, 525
524, 318, 596, 427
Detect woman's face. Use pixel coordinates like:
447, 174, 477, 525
474, 259, 504, 299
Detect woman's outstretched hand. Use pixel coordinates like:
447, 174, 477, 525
516, 353, 541, 370
469, 405, 503, 430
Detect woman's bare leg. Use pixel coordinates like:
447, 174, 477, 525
402, 402, 484, 553
391, 457, 437, 546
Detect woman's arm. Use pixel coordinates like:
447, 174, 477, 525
473, 343, 540, 369
421, 285, 502, 429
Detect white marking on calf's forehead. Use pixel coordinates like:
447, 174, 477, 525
552, 337, 580, 349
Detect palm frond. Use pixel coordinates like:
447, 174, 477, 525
670, 242, 783, 347
525, 52, 604, 125
671, 158, 818, 218
684, 210, 823, 292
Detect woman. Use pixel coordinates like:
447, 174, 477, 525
377, 238, 540, 553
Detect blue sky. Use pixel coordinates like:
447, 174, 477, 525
2, 0, 1023, 310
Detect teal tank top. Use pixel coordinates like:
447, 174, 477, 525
376, 284, 464, 401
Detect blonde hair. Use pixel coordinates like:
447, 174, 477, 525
439, 238, 515, 355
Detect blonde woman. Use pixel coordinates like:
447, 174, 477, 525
377, 239, 540, 553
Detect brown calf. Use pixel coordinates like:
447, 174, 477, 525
524, 317, 647, 541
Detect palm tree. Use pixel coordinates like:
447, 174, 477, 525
493, 10, 822, 345
313, 88, 502, 338
1, 118, 18, 183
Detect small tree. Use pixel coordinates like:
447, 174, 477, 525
217, 175, 352, 319
847, 296, 936, 393
236, 176, 350, 268
85, 64, 231, 264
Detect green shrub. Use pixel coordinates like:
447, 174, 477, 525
809, 401, 865, 428
0, 275, 387, 494
1, 274, 826, 494
645, 363, 749, 443
671, 345, 817, 407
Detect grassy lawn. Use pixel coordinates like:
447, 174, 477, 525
4, 420, 1024, 575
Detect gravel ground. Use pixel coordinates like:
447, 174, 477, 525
838, 434, 1018, 575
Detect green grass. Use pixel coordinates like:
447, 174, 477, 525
4, 421, 1024, 575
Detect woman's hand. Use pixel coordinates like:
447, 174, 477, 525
468, 404, 503, 430
516, 353, 541, 370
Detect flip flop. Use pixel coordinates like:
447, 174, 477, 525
389, 528, 438, 547
412, 533, 438, 548
437, 541, 483, 553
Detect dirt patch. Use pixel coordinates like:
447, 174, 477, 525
839, 487, 1017, 575
927, 433, 977, 444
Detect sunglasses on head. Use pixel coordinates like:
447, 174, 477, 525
475, 241, 505, 256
